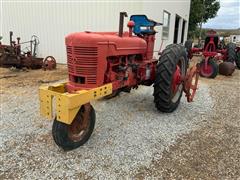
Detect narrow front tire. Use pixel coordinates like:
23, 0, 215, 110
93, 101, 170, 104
52, 104, 95, 151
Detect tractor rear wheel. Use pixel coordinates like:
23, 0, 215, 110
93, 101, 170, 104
236, 51, 240, 69
226, 43, 237, 63
184, 40, 193, 59
153, 44, 188, 113
52, 104, 95, 151
199, 58, 218, 78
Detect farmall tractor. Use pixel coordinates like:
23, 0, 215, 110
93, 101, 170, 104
39, 12, 199, 150
185, 30, 240, 78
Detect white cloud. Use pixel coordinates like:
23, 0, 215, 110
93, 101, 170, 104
203, 0, 240, 29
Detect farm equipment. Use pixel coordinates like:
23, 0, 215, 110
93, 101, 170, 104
185, 30, 240, 78
0, 31, 56, 70
39, 12, 200, 150
42, 56, 57, 70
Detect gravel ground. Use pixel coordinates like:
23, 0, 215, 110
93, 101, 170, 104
0, 64, 239, 179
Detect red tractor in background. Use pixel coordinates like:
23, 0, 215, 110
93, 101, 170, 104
185, 30, 240, 78
39, 12, 199, 150
0, 31, 57, 70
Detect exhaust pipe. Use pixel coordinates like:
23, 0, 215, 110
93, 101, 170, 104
9, 31, 13, 47
119, 12, 128, 37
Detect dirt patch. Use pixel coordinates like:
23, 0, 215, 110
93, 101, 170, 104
0, 65, 68, 95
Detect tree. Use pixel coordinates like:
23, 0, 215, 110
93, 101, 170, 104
188, 0, 220, 39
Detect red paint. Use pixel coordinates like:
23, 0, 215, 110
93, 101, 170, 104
64, 15, 199, 103
172, 65, 181, 94
65, 28, 156, 91
200, 63, 213, 77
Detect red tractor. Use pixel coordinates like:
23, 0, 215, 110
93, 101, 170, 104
185, 30, 240, 78
39, 12, 199, 150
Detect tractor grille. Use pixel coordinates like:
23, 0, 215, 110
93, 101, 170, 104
67, 46, 98, 84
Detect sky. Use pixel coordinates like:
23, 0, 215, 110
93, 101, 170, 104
203, 0, 240, 29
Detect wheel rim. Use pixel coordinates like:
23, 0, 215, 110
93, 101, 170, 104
171, 57, 185, 103
67, 105, 91, 142
43, 56, 56, 70
200, 63, 213, 77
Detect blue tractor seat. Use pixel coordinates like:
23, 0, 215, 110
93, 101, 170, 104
130, 15, 162, 35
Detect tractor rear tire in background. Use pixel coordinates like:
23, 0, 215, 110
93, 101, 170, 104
235, 51, 240, 69
226, 43, 237, 63
52, 104, 95, 151
199, 58, 218, 78
184, 40, 193, 59
153, 44, 188, 113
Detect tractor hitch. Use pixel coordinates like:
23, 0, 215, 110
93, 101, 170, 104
183, 64, 200, 102
39, 82, 112, 124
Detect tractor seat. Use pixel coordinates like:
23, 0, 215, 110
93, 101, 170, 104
130, 15, 162, 35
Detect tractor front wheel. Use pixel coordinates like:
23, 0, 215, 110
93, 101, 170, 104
153, 44, 188, 113
52, 104, 95, 151
199, 58, 218, 78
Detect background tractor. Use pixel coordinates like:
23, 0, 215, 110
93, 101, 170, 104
185, 30, 240, 78
0, 31, 56, 70
0, 31, 43, 69
39, 12, 199, 150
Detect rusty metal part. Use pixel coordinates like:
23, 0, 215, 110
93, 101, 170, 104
218, 62, 235, 76
0, 53, 21, 67
67, 104, 91, 142
183, 65, 200, 102
42, 56, 56, 70
0, 53, 43, 69
0, 31, 43, 69
22, 57, 43, 69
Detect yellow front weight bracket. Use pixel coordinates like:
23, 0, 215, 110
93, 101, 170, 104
39, 83, 112, 124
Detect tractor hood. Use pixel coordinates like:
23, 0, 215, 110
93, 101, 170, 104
65, 31, 147, 53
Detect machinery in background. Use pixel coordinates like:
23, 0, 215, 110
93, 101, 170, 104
0, 31, 56, 70
42, 56, 57, 70
185, 30, 240, 78
39, 12, 200, 150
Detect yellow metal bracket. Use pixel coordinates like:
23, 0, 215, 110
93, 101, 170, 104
39, 83, 112, 124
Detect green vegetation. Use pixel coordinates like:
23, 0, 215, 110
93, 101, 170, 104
188, 0, 220, 39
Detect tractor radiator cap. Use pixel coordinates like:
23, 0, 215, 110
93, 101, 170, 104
219, 62, 235, 76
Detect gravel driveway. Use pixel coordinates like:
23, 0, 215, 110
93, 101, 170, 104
0, 66, 239, 179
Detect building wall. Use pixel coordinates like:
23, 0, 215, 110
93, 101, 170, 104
230, 35, 240, 43
1, 0, 191, 63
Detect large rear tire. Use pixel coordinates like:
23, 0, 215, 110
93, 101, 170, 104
52, 104, 95, 151
235, 51, 240, 69
153, 44, 188, 113
226, 43, 237, 63
184, 40, 193, 59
